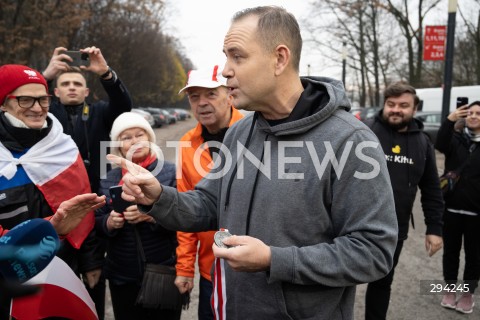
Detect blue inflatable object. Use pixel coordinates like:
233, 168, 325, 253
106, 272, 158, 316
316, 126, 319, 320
0, 219, 59, 282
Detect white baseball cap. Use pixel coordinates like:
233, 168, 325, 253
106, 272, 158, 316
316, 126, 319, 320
178, 65, 227, 94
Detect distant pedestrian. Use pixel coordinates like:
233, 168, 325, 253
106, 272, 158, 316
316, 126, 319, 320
435, 100, 480, 314
364, 82, 444, 320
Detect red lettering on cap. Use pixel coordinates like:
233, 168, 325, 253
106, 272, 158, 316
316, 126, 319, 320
212, 65, 219, 82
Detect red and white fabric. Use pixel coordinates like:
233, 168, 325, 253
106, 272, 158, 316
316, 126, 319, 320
0, 113, 93, 248
10, 256, 98, 320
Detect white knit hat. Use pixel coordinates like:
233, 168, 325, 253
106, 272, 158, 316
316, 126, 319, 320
178, 65, 227, 94
110, 112, 156, 157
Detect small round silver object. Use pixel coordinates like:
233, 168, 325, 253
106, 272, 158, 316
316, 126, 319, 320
214, 230, 233, 248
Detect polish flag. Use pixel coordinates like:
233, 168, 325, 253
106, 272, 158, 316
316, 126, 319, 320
0, 114, 93, 248
10, 256, 98, 320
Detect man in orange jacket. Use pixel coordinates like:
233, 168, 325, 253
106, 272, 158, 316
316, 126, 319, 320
174, 65, 244, 319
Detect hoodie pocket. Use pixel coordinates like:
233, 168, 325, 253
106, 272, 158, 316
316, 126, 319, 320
279, 282, 349, 319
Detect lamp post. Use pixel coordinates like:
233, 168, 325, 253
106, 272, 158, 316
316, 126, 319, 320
441, 0, 457, 121
307, 64, 311, 77
342, 41, 347, 86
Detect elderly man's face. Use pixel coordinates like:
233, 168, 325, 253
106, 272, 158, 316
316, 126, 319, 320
1, 83, 49, 129
187, 86, 232, 134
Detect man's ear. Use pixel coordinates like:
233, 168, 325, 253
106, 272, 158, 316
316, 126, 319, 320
274, 45, 290, 76
54, 88, 60, 98
0, 105, 6, 112
84, 87, 90, 98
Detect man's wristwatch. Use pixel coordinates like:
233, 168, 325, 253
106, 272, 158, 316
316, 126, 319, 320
99, 66, 117, 82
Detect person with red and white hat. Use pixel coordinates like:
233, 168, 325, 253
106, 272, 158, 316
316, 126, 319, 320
174, 64, 243, 320
0, 64, 106, 318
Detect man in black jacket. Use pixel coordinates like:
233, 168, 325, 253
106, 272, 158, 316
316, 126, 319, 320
364, 82, 444, 320
42, 46, 132, 194
42, 46, 132, 320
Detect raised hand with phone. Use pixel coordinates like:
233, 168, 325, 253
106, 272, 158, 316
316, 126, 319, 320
448, 97, 470, 122
42, 46, 112, 81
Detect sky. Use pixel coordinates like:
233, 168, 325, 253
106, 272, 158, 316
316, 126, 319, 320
164, 0, 334, 78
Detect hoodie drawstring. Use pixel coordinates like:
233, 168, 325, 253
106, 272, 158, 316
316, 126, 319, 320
245, 134, 268, 235
224, 112, 258, 211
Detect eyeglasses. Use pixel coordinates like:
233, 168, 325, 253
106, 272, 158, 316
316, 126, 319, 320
6, 95, 52, 109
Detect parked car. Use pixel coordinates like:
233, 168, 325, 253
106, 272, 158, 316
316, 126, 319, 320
131, 108, 155, 127
142, 107, 168, 127
349, 107, 380, 121
174, 108, 191, 119
415, 111, 441, 144
159, 109, 177, 124
164, 108, 181, 121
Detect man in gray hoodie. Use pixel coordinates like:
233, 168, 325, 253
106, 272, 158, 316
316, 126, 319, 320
110, 6, 398, 320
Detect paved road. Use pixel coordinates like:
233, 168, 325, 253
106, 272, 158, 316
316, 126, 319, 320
104, 118, 478, 319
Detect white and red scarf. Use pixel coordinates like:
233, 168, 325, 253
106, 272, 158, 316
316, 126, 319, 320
0, 114, 93, 249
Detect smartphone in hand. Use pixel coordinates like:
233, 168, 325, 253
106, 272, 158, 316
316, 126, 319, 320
63, 50, 90, 67
456, 97, 469, 109
109, 186, 132, 213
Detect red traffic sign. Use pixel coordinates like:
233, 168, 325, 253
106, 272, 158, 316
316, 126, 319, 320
424, 25, 446, 61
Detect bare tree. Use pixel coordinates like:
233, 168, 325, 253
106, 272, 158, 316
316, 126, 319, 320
303, 0, 397, 107
0, 0, 90, 66
457, 1, 480, 84
0, 0, 192, 108
377, 0, 442, 87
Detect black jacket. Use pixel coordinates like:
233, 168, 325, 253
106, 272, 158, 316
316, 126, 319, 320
0, 114, 104, 274
95, 159, 177, 285
435, 119, 480, 213
48, 73, 132, 193
366, 113, 444, 240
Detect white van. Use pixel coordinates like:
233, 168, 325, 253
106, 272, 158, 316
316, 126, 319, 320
416, 85, 480, 112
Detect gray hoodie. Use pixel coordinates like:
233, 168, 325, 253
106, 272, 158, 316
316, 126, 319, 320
148, 77, 398, 319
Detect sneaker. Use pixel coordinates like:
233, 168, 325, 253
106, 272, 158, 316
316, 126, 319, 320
441, 292, 457, 309
455, 293, 474, 314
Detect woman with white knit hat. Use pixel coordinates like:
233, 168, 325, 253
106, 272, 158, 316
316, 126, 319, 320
95, 112, 182, 320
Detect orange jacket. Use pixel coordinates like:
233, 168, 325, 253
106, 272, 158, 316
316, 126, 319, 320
176, 108, 244, 281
